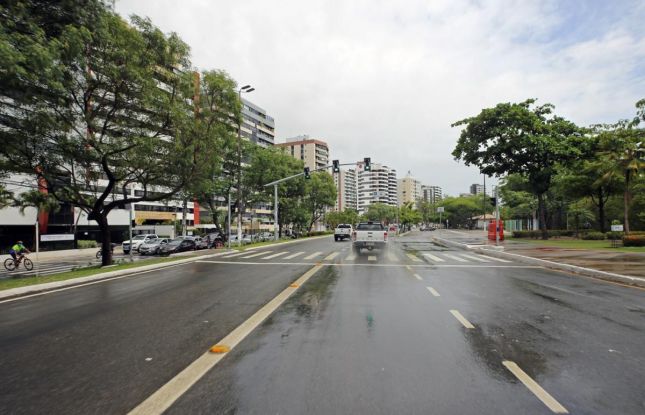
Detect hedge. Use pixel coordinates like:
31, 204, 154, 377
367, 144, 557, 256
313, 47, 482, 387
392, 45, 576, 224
581, 232, 606, 240
623, 235, 645, 247
77, 240, 98, 248
512, 230, 574, 238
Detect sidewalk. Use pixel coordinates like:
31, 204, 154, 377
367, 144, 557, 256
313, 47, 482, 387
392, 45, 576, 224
436, 230, 645, 279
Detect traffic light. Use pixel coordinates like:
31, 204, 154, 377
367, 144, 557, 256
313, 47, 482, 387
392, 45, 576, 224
489, 197, 497, 206
332, 159, 340, 173
304, 167, 311, 179
364, 157, 371, 171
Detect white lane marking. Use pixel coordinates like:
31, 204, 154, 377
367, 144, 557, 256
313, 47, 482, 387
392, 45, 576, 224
221, 251, 250, 258
128, 265, 323, 415
195, 260, 542, 269
304, 251, 323, 260
423, 253, 444, 262
413, 273, 423, 281
368, 255, 377, 261
261, 251, 289, 259
460, 254, 490, 262
284, 252, 305, 259
241, 251, 272, 259
449, 309, 475, 329
502, 361, 569, 413
482, 255, 511, 263
345, 253, 356, 261
406, 253, 422, 262
324, 252, 339, 261
405, 265, 412, 271
443, 253, 468, 263
426, 286, 440, 296
386, 251, 399, 262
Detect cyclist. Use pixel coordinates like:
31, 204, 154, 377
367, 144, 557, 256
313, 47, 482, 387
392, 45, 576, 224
9, 241, 30, 265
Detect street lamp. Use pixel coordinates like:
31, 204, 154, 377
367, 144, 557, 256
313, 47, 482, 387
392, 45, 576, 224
237, 84, 254, 246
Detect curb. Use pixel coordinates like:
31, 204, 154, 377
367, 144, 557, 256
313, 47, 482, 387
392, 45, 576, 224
432, 236, 645, 289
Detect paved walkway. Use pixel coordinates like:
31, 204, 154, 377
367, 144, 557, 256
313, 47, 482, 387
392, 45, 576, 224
435, 229, 645, 278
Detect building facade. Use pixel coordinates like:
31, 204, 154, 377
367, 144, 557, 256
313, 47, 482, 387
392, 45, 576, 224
333, 169, 358, 212
275, 135, 330, 170
240, 98, 275, 147
357, 162, 398, 215
470, 183, 485, 195
422, 185, 443, 204
397, 173, 423, 207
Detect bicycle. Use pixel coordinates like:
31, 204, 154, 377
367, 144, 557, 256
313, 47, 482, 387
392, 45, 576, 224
96, 243, 117, 259
4, 254, 33, 272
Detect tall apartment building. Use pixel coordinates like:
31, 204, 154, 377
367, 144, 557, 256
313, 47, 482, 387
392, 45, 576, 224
240, 98, 275, 147
275, 135, 330, 170
333, 169, 358, 212
422, 185, 443, 204
357, 162, 398, 215
397, 172, 423, 207
470, 183, 485, 195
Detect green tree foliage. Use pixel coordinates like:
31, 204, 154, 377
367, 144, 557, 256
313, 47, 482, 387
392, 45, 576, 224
363, 203, 397, 224
0, 3, 203, 264
440, 195, 482, 228
452, 99, 581, 239
399, 202, 422, 230
303, 172, 336, 231
325, 209, 359, 229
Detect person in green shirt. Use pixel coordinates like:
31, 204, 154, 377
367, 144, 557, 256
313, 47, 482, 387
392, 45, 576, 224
9, 241, 30, 264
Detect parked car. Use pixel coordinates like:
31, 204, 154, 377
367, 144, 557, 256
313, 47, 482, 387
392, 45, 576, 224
334, 224, 353, 241
230, 234, 252, 245
204, 233, 224, 248
138, 238, 170, 255
122, 234, 158, 254
158, 238, 196, 255
192, 236, 209, 250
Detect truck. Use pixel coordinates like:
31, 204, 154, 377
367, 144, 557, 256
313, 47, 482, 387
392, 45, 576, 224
334, 224, 353, 241
352, 222, 388, 253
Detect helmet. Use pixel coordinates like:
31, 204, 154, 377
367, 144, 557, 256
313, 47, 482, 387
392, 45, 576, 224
17, 240, 23, 244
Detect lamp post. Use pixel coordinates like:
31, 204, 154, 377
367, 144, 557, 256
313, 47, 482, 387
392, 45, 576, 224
237, 85, 254, 246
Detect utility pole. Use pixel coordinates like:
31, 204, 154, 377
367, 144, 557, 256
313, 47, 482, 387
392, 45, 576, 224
495, 185, 500, 246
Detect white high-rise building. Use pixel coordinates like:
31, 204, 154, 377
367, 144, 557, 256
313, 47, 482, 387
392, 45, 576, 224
334, 169, 358, 212
397, 172, 423, 207
422, 185, 443, 204
357, 162, 397, 215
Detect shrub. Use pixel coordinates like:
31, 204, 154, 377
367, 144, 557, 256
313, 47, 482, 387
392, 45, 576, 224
512, 231, 539, 238
622, 235, 645, 247
623, 235, 645, 247
307, 231, 333, 237
606, 231, 624, 240
77, 240, 98, 248
581, 232, 606, 240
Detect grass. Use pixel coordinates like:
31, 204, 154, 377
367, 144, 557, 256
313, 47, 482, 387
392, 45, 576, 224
507, 237, 645, 252
230, 233, 333, 251
0, 256, 188, 292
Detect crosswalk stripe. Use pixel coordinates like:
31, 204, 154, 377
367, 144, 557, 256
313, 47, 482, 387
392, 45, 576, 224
423, 253, 444, 262
304, 252, 322, 260
241, 251, 272, 259
368, 255, 377, 261
460, 254, 490, 262
482, 255, 511, 263
345, 253, 357, 261
261, 251, 289, 259
324, 252, 339, 261
221, 252, 249, 258
443, 253, 468, 263
406, 253, 422, 262
284, 252, 305, 259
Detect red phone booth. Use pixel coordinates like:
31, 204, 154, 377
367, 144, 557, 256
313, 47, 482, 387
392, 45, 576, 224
487, 220, 504, 241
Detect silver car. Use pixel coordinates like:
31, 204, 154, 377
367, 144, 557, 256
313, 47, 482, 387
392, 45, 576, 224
138, 238, 170, 255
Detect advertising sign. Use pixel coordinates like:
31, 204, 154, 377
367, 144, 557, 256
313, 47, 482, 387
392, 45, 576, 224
40, 234, 75, 242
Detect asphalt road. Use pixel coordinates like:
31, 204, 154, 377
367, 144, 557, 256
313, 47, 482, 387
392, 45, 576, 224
1, 233, 644, 414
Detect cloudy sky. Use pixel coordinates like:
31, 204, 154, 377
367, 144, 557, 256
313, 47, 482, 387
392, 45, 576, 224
116, 0, 645, 196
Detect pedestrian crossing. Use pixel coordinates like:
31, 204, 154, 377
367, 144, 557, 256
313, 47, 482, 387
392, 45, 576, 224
210, 249, 512, 265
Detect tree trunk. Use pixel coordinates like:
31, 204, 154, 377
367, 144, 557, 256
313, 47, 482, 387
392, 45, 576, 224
182, 198, 188, 236
538, 193, 548, 240
96, 213, 112, 266
624, 171, 631, 235
597, 187, 606, 233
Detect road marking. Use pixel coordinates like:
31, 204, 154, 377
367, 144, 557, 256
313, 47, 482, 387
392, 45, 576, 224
483, 255, 511, 263
406, 253, 422, 262
195, 260, 542, 269
386, 251, 398, 262
460, 254, 490, 262
426, 286, 440, 296
128, 264, 323, 415
406, 265, 412, 271
304, 251, 322, 260
241, 251, 272, 259
423, 253, 444, 262
221, 251, 250, 258
345, 253, 356, 261
502, 361, 569, 413
324, 252, 339, 261
413, 273, 423, 281
261, 251, 289, 259
368, 255, 377, 261
443, 253, 468, 262
284, 252, 305, 259
449, 309, 475, 329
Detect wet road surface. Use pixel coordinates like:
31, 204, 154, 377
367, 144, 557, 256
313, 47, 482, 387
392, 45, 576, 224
1, 233, 644, 414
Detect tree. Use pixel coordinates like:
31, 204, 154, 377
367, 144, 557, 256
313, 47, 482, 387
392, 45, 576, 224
303, 172, 336, 231
0, 5, 201, 264
452, 99, 581, 239
595, 101, 645, 234
325, 209, 359, 229
399, 202, 422, 230
364, 203, 397, 224
441, 196, 482, 228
